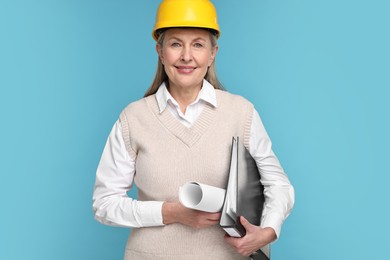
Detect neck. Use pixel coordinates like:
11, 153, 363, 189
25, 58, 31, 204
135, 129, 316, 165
168, 82, 202, 114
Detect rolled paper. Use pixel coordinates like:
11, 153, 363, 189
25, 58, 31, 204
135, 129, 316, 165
179, 182, 226, 213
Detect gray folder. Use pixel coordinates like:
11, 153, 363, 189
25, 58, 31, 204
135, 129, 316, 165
220, 137, 270, 260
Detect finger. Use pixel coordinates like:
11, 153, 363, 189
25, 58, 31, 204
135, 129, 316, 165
198, 212, 220, 220
207, 213, 221, 221
240, 216, 253, 231
224, 234, 238, 246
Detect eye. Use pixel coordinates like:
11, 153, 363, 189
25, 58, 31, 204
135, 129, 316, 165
171, 42, 181, 47
194, 42, 204, 48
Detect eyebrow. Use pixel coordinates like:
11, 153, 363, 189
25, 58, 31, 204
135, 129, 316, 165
167, 36, 207, 42
192, 37, 207, 42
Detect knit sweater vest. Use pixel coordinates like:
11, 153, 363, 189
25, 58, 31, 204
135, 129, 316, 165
120, 90, 254, 260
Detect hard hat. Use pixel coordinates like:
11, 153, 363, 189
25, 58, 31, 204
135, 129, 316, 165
152, 0, 220, 41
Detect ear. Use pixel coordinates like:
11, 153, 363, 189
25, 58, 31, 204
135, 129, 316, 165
156, 44, 164, 65
208, 45, 218, 66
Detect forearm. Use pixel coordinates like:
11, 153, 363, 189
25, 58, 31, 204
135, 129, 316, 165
162, 201, 221, 228
261, 184, 295, 238
93, 192, 164, 227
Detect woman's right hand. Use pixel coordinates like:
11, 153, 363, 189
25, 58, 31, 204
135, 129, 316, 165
162, 201, 221, 229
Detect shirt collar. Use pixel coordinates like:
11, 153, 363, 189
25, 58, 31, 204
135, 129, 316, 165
155, 79, 218, 113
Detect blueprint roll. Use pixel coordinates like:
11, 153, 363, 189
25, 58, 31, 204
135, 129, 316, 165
179, 182, 226, 213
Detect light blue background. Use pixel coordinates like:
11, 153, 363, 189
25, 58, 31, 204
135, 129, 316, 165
1, 0, 389, 259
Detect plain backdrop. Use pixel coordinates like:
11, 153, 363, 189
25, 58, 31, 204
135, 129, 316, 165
1, 0, 389, 259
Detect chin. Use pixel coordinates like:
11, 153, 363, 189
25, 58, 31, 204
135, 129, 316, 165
173, 78, 203, 89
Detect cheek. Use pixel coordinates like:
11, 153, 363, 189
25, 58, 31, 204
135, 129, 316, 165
162, 49, 179, 64
208, 51, 216, 65
207, 56, 213, 66
202, 53, 214, 67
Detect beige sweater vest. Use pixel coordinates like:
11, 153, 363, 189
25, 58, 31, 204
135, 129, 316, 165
120, 90, 254, 260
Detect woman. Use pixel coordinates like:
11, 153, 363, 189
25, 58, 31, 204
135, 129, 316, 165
93, 0, 294, 259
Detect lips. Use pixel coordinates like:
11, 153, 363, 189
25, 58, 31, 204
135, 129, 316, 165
175, 66, 196, 74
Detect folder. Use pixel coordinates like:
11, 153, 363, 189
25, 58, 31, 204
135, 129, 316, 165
220, 137, 270, 260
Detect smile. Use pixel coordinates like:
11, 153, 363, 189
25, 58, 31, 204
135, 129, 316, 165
175, 66, 196, 74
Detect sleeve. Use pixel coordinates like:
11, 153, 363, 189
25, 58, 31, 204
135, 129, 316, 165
249, 109, 295, 239
92, 120, 164, 228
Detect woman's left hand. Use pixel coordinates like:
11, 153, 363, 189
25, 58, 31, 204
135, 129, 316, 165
224, 216, 276, 257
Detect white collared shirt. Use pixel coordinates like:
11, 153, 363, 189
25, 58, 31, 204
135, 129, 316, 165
93, 79, 294, 238
155, 80, 217, 128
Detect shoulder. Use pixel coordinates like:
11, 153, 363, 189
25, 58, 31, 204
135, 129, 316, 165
215, 89, 254, 109
119, 96, 150, 127
215, 89, 255, 124
120, 95, 157, 116
121, 97, 147, 112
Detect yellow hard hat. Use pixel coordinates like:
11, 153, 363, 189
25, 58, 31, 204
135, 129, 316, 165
152, 0, 220, 41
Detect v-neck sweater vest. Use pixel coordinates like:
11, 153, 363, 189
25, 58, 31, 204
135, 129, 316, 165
120, 90, 254, 259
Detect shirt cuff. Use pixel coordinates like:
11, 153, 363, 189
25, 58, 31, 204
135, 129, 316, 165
135, 201, 164, 227
261, 212, 284, 240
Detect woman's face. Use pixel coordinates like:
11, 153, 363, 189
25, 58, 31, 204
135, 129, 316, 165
157, 28, 218, 91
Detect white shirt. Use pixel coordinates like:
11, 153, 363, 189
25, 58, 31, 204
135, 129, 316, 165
93, 79, 294, 238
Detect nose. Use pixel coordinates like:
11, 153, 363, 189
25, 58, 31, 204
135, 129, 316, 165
181, 45, 192, 62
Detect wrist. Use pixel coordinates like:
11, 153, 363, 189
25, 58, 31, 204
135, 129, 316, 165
262, 227, 277, 243
162, 202, 179, 225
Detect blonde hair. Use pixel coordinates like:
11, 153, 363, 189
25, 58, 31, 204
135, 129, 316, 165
144, 29, 224, 97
